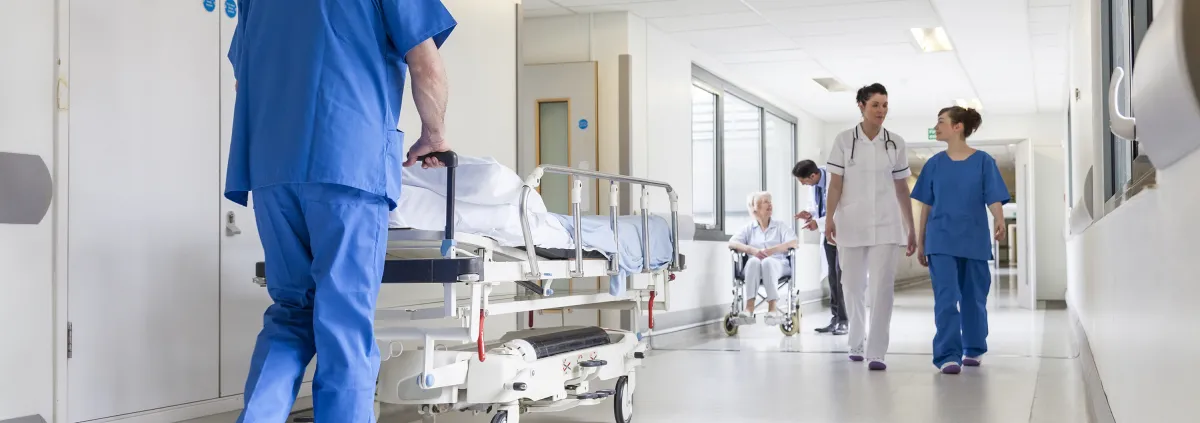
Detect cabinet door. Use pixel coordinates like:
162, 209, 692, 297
217, 2, 316, 397
67, 1, 221, 421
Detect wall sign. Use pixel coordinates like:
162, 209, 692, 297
927, 128, 936, 140
204, 0, 216, 12
224, 0, 237, 18
578, 119, 588, 130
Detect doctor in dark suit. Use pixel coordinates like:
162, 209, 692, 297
793, 160, 847, 335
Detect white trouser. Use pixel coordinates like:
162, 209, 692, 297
743, 256, 789, 304
839, 244, 900, 361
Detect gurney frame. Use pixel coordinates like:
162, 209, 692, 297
251, 152, 685, 422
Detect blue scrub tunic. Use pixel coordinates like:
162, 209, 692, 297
223, 1, 456, 421
911, 150, 1010, 368
910, 150, 1010, 262
225, 0, 457, 210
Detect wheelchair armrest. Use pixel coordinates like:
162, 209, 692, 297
729, 248, 749, 281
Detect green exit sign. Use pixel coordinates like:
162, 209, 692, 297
928, 128, 936, 140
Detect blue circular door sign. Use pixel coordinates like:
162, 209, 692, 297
578, 119, 588, 130
224, 0, 237, 18
203, 0, 216, 12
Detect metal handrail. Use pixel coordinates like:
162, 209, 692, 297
518, 165, 681, 293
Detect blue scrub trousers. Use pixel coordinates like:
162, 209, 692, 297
239, 183, 389, 423
928, 254, 991, 368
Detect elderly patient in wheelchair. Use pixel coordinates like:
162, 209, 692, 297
727, 191, 799, 326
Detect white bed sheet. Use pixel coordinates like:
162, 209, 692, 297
388, 156, 576, 249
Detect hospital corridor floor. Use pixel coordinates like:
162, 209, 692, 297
188, 278, 1092, 423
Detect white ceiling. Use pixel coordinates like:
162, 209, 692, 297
521, 0, 1072, 122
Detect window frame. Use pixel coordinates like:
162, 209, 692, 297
690, 64, 799, 241
1100, 0, 1155, 206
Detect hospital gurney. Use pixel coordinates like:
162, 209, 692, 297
251, 151, 684, 423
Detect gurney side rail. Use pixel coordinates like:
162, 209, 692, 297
519, 165, 681, 296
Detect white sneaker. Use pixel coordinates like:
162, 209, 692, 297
763, 311, 780, 326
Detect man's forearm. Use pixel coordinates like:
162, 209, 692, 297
407, 39, 449, 137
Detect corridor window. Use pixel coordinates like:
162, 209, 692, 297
722, 95, 762, 234
1101, 0, 1154, 202
690, 65, 799, 240
691, 85, 718, 228
765, 112, 797, 222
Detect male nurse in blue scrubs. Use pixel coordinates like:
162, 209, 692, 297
224, 0, 457, 421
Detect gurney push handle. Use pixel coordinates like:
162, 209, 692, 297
416, 150, 459, 241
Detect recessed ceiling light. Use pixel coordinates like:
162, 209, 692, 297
954, 98, 984, 110
813, 77, 852, 93
910, 27, 954, 53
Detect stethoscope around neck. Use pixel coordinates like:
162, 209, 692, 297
848, 124, 898, 167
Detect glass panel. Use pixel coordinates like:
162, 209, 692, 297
538, 101, 570, 215
722, 94, 762, 235
691, 86, 718, 227
764, 113, 795, 222
1110, 0, 1133, 195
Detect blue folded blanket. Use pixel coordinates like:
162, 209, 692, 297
549, 213, 675, 296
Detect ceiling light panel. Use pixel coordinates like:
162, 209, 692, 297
909, 27, 954, 52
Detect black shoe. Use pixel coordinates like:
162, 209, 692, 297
833, 323, 848, 336
814, 322, 837, 333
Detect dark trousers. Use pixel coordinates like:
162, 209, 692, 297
825, 240, 848, 324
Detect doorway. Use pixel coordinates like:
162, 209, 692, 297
520, 62, 599, 328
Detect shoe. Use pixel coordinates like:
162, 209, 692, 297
737, 312, 755, 325
868, 361, 887, 371
849, 355, 864, 362
833, 323, 848, 335
940, 362, 962, 374
963, 356, 982, 367
814, 322, 837, 333
763, 311, 780, 326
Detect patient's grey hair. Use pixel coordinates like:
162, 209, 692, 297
747, 191, 772, 214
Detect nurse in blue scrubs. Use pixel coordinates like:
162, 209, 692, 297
910, 106, 1009, 375
224, 1, 456, 421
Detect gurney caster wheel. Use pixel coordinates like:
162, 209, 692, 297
613, 375, 632, 423
722, 314, 738, 337
491, 410, 508, 423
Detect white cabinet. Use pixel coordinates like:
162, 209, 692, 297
66, 1, 221, 421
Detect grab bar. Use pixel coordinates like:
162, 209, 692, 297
519, 165, 681, 289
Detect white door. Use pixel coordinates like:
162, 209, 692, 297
519, 62, 599, 328
217, 3, 316, 396
67, 1, 221, 420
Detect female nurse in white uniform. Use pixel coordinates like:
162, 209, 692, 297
822, 83, 917, 371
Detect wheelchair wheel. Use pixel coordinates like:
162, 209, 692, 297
722, 313, 738, 336
779, 306, 801, 336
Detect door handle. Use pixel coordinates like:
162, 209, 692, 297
226, 211, 242, 236
1109, 67, 1137, 141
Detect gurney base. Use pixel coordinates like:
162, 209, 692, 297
376, 327, 642, 423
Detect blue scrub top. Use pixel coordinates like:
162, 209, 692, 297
224, 0, 457, 209
910, 150, 1011, 261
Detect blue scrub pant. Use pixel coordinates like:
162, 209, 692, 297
238, 183, 389, 423
928, 254, 991, 368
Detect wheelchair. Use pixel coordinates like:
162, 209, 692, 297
722, 248, 801, 337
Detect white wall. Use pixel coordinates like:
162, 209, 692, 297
0, 1, 516, 421
1065, 0, 1200, 421
0, 1, 56, 421
823, 113, 1069, 299
523, 13, 829, 324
